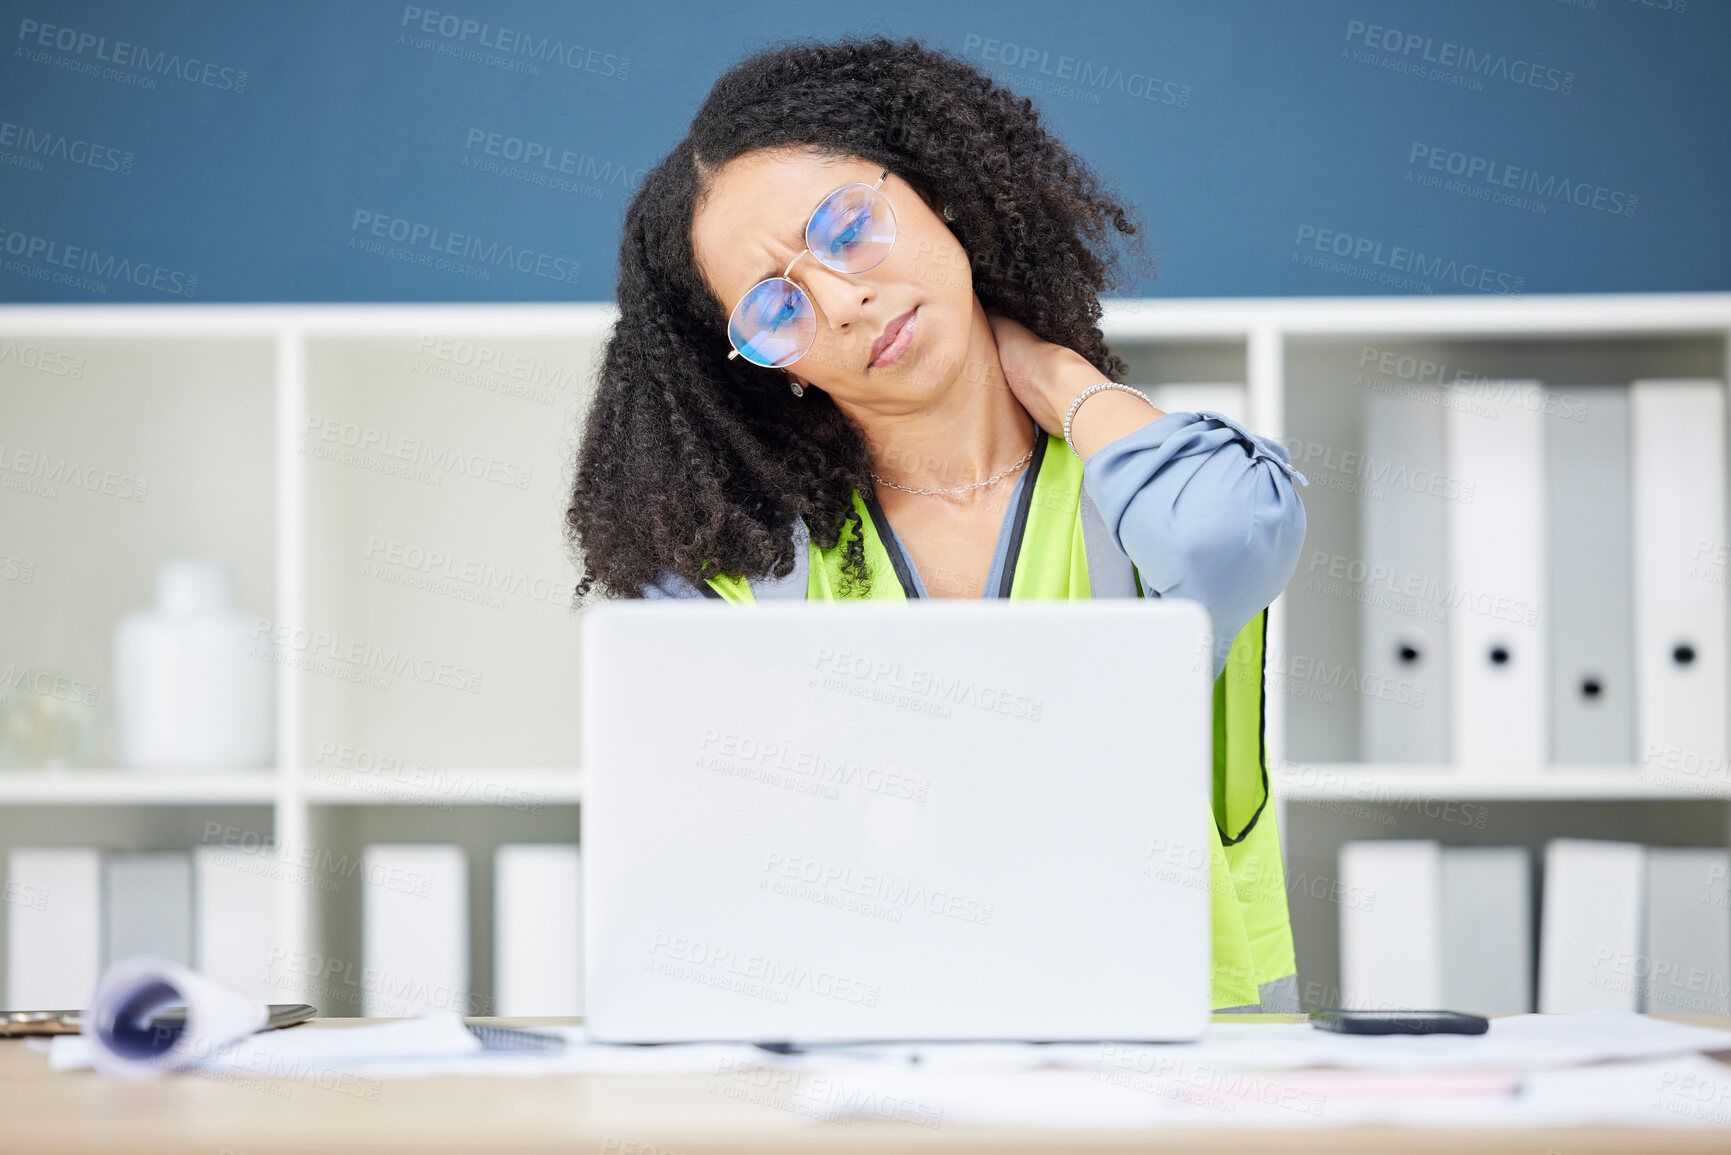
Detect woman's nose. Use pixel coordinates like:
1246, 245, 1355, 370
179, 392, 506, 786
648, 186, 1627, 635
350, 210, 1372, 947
798, 260, 871, 341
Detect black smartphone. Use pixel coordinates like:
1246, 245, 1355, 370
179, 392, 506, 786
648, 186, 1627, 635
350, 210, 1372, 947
1310, 1009, 1489, 1035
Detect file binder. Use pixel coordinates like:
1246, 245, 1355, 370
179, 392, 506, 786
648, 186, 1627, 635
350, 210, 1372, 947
1546, 385, 1636, 764
494, 844, 584, 1016
1446, 384, 1547, 773
1338, 840, 1441, 1010
1630, 380, 1729, 784
195, 845, 281, 1004
1359, 390, 1450, 762
5, 848, 101, 1009
1643, 848, 1731, 1015
361, 845, 469, 1017
103, 851, 193, 968
1440, 846, 1533, 1014
1538, 839, 1645, 1013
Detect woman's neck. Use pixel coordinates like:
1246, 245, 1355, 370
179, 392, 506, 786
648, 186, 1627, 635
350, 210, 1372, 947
838, 302, 1037, 504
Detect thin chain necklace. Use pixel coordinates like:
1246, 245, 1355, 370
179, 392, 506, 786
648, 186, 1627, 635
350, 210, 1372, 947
870, 444, 1034, 497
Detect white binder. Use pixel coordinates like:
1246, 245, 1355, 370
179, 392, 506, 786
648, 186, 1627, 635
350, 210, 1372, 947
494, 844, 584, 1016
194, 845, 282, 1004
1643, 848, 1731, 1015
1439, 846, 1532, 1014
1446, 383, 1547, 773
5, 848, 101, 1009
361, 845, 469, 1017
1538, 838, 1645, 1013
1546, 385, 1636, 764
1630, 380, 1729, 783
1338, 840, 1441, 1009
1359, 390, 1450, 762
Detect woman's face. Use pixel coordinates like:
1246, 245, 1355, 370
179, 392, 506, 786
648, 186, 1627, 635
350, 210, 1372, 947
690, 148, 981, 410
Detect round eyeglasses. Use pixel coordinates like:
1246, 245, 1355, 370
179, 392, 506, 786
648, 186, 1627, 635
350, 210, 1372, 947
725, 168, 896, 369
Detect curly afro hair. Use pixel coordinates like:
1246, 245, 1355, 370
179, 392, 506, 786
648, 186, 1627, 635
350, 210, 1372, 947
564, 33, 1156, 605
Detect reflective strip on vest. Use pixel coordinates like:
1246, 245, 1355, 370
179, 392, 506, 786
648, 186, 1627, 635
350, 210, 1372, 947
701, 431, 1298, 1011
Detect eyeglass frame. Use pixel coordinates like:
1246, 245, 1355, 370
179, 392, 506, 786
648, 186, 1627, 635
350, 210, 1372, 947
724, 167, 894, 367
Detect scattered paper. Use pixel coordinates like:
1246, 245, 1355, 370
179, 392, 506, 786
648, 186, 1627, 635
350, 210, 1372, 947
42, 997, 1731, 1133
788, 1053, 1731, 1130
788, 1010, 1731, 1076
53, 1015, 773, 1079
1084, 1010, 1731, 1074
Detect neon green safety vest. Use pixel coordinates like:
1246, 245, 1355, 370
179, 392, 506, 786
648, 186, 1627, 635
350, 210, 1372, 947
698, 429, 1299, 1012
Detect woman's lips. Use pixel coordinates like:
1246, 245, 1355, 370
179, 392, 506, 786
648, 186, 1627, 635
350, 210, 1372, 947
868, 306, 919, 369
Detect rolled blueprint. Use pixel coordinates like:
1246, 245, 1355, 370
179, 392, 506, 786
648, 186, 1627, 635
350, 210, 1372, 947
81, 954, 267, 1079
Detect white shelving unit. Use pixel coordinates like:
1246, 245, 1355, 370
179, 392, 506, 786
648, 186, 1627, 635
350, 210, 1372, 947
3, 294, 1727, 1011
0, 770, 280, 805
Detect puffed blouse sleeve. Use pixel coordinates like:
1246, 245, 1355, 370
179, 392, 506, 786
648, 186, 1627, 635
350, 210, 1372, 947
1081, 409, 1309, 677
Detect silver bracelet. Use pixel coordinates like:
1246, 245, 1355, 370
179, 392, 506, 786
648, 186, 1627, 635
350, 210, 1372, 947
1063, 382, 1156, 458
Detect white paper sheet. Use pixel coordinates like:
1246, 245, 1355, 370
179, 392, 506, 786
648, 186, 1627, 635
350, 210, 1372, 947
788, 1053, 1731, 1130
759, 1010, 1731, 1076
1074, 1009, 1731, 1074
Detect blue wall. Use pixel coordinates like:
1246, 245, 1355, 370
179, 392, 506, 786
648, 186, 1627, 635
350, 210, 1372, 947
0, 0, 1723, 302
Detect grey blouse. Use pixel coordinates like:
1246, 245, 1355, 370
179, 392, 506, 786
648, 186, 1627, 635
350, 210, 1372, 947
639, 410, 1310, 677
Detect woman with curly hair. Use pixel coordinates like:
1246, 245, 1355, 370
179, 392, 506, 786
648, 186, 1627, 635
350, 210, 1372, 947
565, 34, 1309, 1013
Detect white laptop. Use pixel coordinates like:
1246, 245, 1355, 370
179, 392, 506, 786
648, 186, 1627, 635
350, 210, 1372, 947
580, 599, 1215, 1043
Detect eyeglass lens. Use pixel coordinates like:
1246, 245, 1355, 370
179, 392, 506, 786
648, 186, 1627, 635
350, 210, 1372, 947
727, 182, 896, 368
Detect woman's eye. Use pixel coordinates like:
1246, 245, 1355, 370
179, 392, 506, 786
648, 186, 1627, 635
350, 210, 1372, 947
833, 212, 866, 247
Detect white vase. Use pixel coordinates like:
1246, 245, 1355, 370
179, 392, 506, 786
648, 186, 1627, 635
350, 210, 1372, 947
114, 560, 275, 770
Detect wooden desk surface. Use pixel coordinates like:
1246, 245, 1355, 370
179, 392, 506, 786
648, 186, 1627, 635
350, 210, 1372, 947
5, 1014, 1731, 1154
